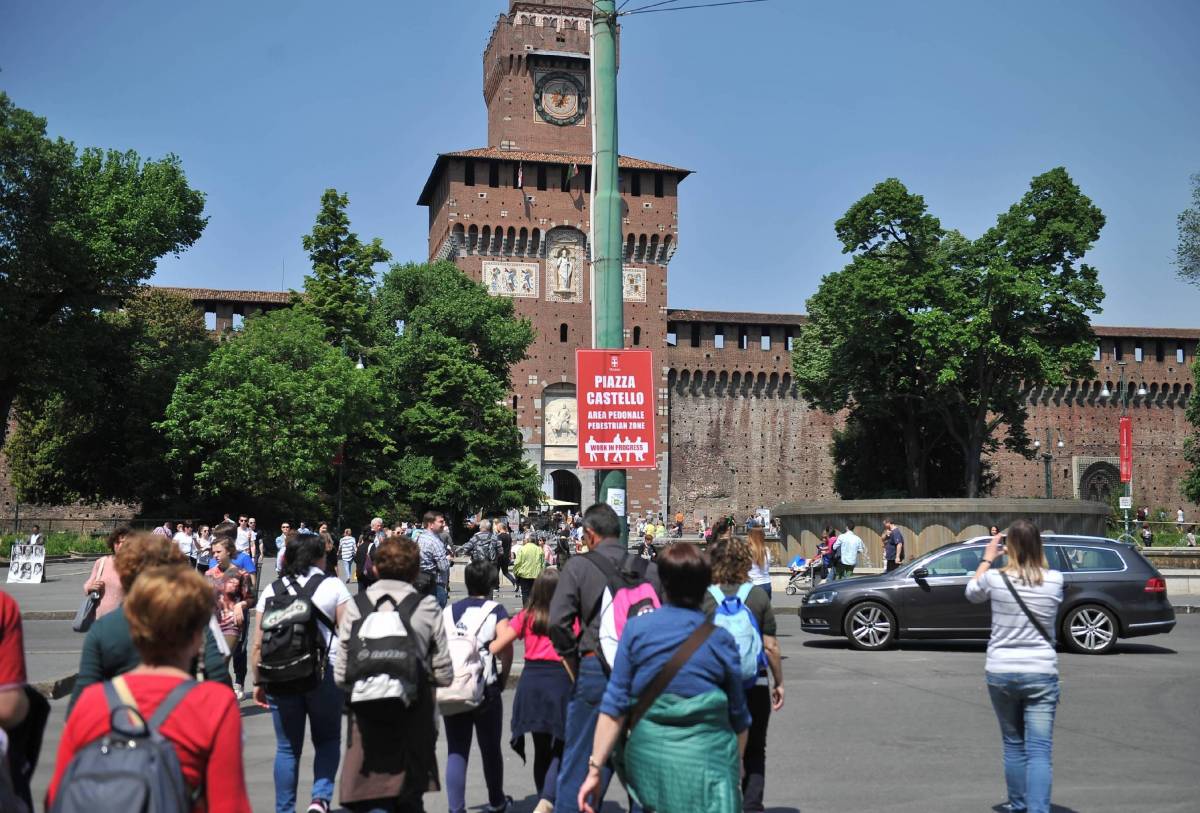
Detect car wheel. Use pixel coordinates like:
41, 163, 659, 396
844, 601, 896, 651
785, 584, 798, 596
1062, 604, 1118, 654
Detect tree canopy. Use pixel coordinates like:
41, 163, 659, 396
0, 92, 207, 449
795, 168, 1105, 497
1176, 173, 1200, 286
1183, 359, 1200, 504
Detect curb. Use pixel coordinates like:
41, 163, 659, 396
21, 611, 76, 621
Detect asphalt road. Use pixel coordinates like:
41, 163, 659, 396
15, 572, 1200, 812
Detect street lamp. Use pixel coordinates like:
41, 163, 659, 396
1032, 429, 1065, 499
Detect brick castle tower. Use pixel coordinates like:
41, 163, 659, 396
418, 0, 689, 516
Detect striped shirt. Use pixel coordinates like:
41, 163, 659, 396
966, 569, 1064, 675
339, 535, 356, 561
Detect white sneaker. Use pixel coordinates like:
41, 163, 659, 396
233, 684, 245, 700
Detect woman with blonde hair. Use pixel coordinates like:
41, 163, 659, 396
966, 520, 1064, 813
745, 527, 773, 597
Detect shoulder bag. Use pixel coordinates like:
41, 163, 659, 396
72, 558, 104, 633
999, 571, 1053, 644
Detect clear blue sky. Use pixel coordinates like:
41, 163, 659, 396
3, 0, 1197, 326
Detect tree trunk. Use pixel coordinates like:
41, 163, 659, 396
0, 378, 15, 452
902, 412, 928, 498
963, 414, 988, 498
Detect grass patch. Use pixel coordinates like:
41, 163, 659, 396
2, 532, 109, 558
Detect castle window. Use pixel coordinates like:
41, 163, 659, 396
1134, 345, 1143, 362
630, 172, 641, 197
666, 325, 677, 347
560, 166, 570, 192
760, 331, 771, 351
488, 161, 499, 188
537, 165, 547, 191
559, 323, 568, 343
786, 328, 795, 352
1113, 342, 1123, 361
654, 172, 664, 198
464, 160, 475, 186
583, 166, 592, 190
1156, 341, 1164, 362
689, 325, 700, 347
1093, 345, 1101, 361
512, 162, 521, 189
1178, 346, 1186, 364
512, 396, 518, 410
632, 326, 641, 346
714, 328, 725, 349
738, 326, 749, 350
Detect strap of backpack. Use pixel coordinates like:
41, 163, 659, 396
294, 574, 336, 634
104, 677, 144, 731
735, 582, 753, 602
583, 552, 622, 626
706, 585, 725, 605
145, 678, 199, 732
999, 572, 1054, 644
470, 601, 498, 640
625, 622, 715, 733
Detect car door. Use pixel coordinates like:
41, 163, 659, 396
899, 546, 991, 635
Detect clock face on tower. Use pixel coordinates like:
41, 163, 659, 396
534, 71, 588, 127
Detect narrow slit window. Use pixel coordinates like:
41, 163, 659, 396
632, 326, 641, 346
537, 165, 547, 191
690, 326, 700, 347
1134, 345, 1143, 362
760, 332, 771, 351
630, 172, 641, 197
1178, 347, 1186, 364
738, 326, 749, 350
654, 172, 664, 198
559, 323, 568, 343
714, 328, 725, 349
488, 161, 499, 188
464, 160, 475, 186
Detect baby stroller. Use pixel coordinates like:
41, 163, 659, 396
784, 557, 823, 595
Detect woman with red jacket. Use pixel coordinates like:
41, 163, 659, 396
47, 565, 251, 812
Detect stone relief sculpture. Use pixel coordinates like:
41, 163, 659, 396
544, 397, 578, 445
622, 267, 646, 302
555, 248, 575, 292
484, 261, 539, 298
545, 227, 584, 304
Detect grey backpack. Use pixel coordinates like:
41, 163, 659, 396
50, 677, 199, 813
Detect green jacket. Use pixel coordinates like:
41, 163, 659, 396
69, 605, 230, 712
617, 689, 741, 813
512, 541, 545, 579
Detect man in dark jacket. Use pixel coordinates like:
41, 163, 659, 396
461, 519, 502, 590
548, 502, 660, 813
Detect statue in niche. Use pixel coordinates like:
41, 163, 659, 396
554, 247, 575, 293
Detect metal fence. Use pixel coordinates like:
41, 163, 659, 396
0, 517, 178, 537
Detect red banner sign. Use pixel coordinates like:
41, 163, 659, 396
1119, 416, 1132, 483
576, 349, 657, 469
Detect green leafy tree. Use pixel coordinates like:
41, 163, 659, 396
1176, 173, 1200, 286
159, 309, 381, 518
6, 289, 212, 506
1183, 358, 1200, 504
0, 93, 207, 449
295, 188, 391, 359
796, 168, 1105, 497
374, 261, 541, 527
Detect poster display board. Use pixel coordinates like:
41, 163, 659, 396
7, 543, 46, 583
576, 349, 657, 470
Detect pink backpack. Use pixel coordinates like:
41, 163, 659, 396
586, 552, 661, 673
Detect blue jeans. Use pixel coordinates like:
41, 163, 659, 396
556, 657, 641, 813
435, 583, 449, 608
444, 694, 506, 813
986, 673, 1060, 813
268, 663, 344, 812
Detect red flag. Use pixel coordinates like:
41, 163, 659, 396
1119, 417, 1132, 483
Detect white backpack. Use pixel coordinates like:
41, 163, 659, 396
436, 601, 497, 715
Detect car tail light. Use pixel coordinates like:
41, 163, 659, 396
1144, 577, 1166, 593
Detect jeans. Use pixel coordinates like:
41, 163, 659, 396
339, 559, 353, 581
435, 583, 449, 608
268, 663, 344, 812
557, 657, 641, 813
444, 693, 506, 813
742, 685, 772, 811
986, 672, 1060, 813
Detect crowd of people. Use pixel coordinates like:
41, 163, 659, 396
0, 503, 1073, 813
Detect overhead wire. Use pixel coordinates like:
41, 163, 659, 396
621, 0, 769, 15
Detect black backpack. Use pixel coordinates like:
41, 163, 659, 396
344, 591, 426, 708
50, 678, 199, 813
257, 575, 335, 695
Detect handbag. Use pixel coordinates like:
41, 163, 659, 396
72, 558, 104, 633
999, 571, 1054, 644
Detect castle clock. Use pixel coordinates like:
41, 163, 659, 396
533, 71, 588, 126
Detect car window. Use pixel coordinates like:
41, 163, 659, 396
1043, 545, 1067, 571
1059, 545, 1124, 572
925, 547, 983, 577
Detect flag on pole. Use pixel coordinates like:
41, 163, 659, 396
567, 162, 580, 181
516, 162, 523, 188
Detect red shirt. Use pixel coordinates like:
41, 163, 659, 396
0, 590, 25, 691
47, 674, 251, 813
513, 608, 577, 662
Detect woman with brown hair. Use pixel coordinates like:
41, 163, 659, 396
490, 568, 575, 813
746, 527, 774, 597
966, 520, 1064, 813
704, 534, 784, 812
70, 533, 229, 712
81, 525, 133, 620
578, 543, 750, 813
48, 566, 251, 812
334, 533, 452, 813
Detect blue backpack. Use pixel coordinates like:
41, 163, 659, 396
707, 583, 767, 688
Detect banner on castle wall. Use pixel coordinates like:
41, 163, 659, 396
1119, 416, 1132, 483
576, 349, 656, 470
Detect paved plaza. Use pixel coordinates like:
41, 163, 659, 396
10, 559, 1198, 813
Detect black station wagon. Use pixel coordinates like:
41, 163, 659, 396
799, 535, 1175, 654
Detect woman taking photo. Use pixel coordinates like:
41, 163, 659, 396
489, 569, 574, 813
966, 520, 1064, 813
48, 565, 250, 811
578, 543, 750, 813
81, 526, 132, 620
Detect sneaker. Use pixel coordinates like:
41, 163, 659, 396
483, 796, 513, 813
233, 684, 245, 701
306, 800, 330, 813
533, 800, 554, 813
